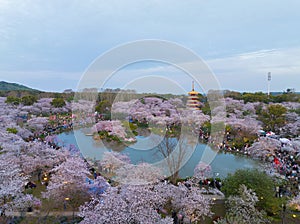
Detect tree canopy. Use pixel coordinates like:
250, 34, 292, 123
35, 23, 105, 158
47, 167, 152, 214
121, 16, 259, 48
51, 98, 66, 108
222, 169, 283, 215
259, 104, 287, 133
21, 95, 37, 106
5, 96, 20, 105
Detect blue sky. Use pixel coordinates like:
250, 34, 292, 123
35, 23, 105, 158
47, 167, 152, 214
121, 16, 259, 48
0, 0, 300, 93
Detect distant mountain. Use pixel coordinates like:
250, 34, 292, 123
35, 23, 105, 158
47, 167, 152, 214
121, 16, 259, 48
0, 81, 39, 91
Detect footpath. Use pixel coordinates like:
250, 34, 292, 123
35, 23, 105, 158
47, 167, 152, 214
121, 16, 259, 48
4, 211, 79, 217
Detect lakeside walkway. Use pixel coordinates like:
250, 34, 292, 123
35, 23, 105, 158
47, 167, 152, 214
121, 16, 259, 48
4, 194, 224, 217
4, 211, 79, 217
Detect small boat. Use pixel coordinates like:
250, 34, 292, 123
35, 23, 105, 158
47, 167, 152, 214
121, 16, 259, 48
85, 133, 94, 136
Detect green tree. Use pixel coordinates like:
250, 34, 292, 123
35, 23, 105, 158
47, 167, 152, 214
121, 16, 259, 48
273, 90, 300, 103
5, 96, 20, 105
226, 127, 254, 149
201, 102, 211, 116
95, 100, 111, 114
21, 95, 37, 106
259, 104, 287, 133
215, 185, 269, 224
242, 92, 269, 103
66, 95, 74, 102
51, 98, 66, 108
222, 169, 283, 215
224, 90, 243, 100
6, 127, 18, 134
291, 107, 300, 116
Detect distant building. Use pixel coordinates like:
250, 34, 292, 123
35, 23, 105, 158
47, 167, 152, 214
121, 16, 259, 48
187, 81, 200, 110
82, 88, 98, 92
63, 89, 73, 94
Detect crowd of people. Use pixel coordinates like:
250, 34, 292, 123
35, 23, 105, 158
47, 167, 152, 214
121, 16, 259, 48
199, 126, 300, 198
269, 146, 300, 197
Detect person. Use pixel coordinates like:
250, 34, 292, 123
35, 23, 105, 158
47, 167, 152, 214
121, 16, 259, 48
0, 207, 5, 216
172, 210, 178, 224
25, 181, 37, 189
199, 180, 203, 188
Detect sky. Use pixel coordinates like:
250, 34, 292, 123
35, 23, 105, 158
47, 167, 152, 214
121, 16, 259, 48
0, 0, 300, 93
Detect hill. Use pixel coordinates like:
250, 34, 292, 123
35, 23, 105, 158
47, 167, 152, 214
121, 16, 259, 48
0, 81, 39, 91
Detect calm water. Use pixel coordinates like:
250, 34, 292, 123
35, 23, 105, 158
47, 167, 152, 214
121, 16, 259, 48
58, 129, 261, 178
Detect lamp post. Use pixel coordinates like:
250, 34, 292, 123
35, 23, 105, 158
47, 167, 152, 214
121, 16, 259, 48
64, 197, 70, 210
276, 186, 280, 198
281, 203, 286, 224
213, 172, 219, 188
267, 72, 271, 97
62, 181, 69, 210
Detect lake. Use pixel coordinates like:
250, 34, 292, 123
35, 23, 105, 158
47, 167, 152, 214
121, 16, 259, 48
58, 129, 261, 178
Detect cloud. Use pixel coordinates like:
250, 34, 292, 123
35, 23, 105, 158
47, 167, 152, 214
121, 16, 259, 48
0, 1, 300, 93
2, 47, 299, 93
103, 47, 300, 93
1, 0, 300, 72
207, 47, 300, 92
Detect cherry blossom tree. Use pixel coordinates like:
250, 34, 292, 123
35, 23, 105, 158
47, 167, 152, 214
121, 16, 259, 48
15, 126, 33, 139
0, 133, 68, 180
247, 137, 281, 159
226, 115, 261, 136
79, 188, 130, 223
5, 194, 41, 212
19, 98, 71, 115
17, 142, 69, 180
0, 153, 28, 205
120, 184, 169, 222
224, 98, 258, 119
0, 115, 18, 131
113, 97, 211, 133
282, 102, 300, 111
288, 194, 300, 211
26, 117, 49, 133
86, 176, 110, 197
114, 162, 163, 185
43, 155, 91, 213
223, 115, 262, 149
281, 112, 300, 137
181, 109, 210, 133
92, 120, 129, 140
79, 185, 173, 224
291, 139, 300, 152
98, 151, 130, 174
225, 97, 245, 117
112, 97, 182, 127
81, 158, 212, 223
33, 98, 53, 115
193, 161, 212, 180
20, 105, 38, 115
72, 100, 96, 127
178, 187, 212, 222
0, 130, 25, 155
154, 181, 212, 223
44, 135, 59, 145
243, 102, 257, 116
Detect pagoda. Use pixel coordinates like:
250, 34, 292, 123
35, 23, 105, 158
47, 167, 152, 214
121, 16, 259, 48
187, 81, 200, 110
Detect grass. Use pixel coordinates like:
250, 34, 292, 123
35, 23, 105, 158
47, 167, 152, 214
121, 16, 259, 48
202, 199, 226, 224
